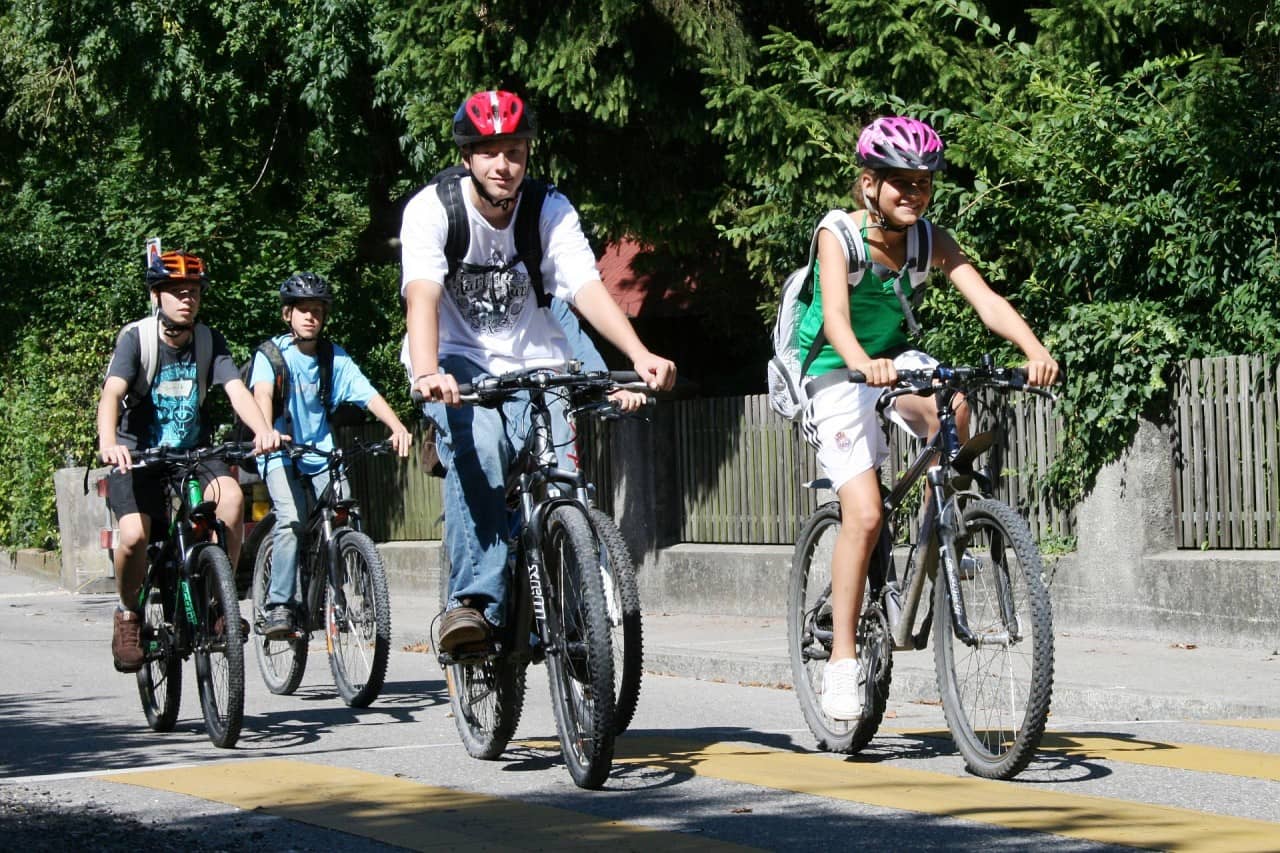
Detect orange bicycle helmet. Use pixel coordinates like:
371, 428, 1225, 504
146, 251, 208, 291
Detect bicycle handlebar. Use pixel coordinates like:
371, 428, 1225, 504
410, 366, 652, 407
279, 437, 397, 462
120, 442, 259, 473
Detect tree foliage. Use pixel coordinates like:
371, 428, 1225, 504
0, 0, 1276, 546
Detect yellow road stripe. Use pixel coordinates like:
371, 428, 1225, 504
888, 728, 1280, 782
102, 759, 752, 852
1206, 720, 1280, 733
611, 737, 1280, 853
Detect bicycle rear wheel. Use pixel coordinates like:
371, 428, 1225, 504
589, 508, 643, 736
787, 503, 893, 754
251, 529, 309, 695
933, 498, 1053, 779
439, 542, 527, 759
193, 546, 245, 749
326, 531, 391, 708
136, 577, 181, 732
543, 504, 615, 789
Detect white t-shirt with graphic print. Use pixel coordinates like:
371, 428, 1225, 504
399, 178, 602, 377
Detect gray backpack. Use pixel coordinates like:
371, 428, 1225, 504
766, 211, 932, 420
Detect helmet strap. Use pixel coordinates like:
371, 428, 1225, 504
469, 173, 518, 212
865, 179, 910, 234
155, 306, 193, 338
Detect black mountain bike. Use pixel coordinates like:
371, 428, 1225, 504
250, 439, 394, 708
128, 443, 252, 749
421, 364, 647, 789
566, 387, 646, 736
788, 360, 1057, 779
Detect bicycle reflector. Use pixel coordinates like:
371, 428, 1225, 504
333, 505, 350, 527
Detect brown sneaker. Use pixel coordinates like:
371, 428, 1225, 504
112, 609, 144, 673
438, 606, 490, 653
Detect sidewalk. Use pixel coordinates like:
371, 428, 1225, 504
387, 591, 1280, 724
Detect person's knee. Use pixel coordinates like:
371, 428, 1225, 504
215, 478, 244, 516
116, 517, 148, 556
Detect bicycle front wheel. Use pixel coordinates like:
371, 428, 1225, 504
543, 504, 616, 789
787, 503, 893, 754
438, 542, 526, 759
193, 546, 245, 749
933, 498, 1054, 779
326, 531, 391, 708
251, 528, 309, 695
136, 578, 181, 731
589, 508, 643, 736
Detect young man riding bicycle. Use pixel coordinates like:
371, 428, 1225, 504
250, 272, 413, 639
97, 249, 281, 673
401, 89, 676, 654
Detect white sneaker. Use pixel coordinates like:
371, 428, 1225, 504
820, 657, 865, 721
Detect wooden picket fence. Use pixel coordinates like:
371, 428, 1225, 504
1174, 356, 1280, 548
338, 355, 1277, 550
672, 389, 1071, 546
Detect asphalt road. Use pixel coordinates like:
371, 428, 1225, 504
1, 569, 1277, 852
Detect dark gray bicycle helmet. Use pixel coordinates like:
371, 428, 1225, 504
279, 272, 333, 305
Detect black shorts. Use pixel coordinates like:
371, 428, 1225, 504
106, 459, 233, 522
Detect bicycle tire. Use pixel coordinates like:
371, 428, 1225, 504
438, 542, 527, 759
326, 530, 391, 708
136, 576, 182, 732
787, 503, 893, 754
542, 504, 616, 789
588, 508, 643, 736
933, 498, 1054, 779
193, 546, 245, 749
251, 529, 309, 695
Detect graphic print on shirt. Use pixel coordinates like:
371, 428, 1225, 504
150, 359, 200, 448
448, 248, 530, 335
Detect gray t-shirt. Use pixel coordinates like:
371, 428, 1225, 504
105, 321, 239, 449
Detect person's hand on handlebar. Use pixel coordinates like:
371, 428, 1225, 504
607, 389, 648, 413
389, 429, 413, 457
1022, 351, 1060, 387
414, 371, 461, 407
631, 352, 676, 393
254, 428, 284, 456
852, 357, 898, 388
100, 443, 133, 471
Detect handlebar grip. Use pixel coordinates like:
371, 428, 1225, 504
609, 370, 643, 384
847, 369, 867, 384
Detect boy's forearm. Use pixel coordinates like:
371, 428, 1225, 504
572, 282, 648, 362
228, 383, 273, 435
366, 395, 409, 433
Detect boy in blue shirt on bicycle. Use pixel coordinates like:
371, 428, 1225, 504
250, 272, 413, 638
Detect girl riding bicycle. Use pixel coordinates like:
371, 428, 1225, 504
800, 115, 1058, 720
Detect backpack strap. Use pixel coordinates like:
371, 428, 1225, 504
799, 211, 870, 375
893, 219, 933, 339
130, 316, 159, 406
316, 339, 335, 415
435, 172, 470, 283
255, 339, 289, 420
513, 178, 550, 308
192, 323, 211, 406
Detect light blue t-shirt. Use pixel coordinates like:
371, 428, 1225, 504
249, 334, 377, 475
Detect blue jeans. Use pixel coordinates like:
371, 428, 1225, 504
265, 462, 331, 607
426, 355, 576, 627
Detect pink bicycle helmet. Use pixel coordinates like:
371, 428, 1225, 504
856, 116, 946, 172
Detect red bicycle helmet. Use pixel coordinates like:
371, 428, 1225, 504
856, 116, 946, 172
145, 251, 208, 292
452, 90, 537, 148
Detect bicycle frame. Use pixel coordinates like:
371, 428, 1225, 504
867, 380, 1021, 652
144, 467, 229, 654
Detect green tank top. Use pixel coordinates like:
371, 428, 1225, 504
797, 251, 914, 378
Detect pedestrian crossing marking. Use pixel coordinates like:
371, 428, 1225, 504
888, 728, 1280, 781
101, 758, 753, 852
1206, 719, 1280, 733
610, 736, 1280, 852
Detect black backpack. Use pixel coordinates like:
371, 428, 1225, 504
426, 164, 552, 307
233, 338, 356, 473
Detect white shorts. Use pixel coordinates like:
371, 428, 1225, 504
801, 350, 938, 492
